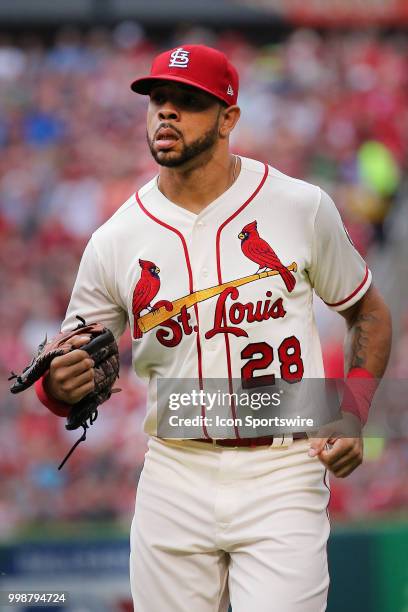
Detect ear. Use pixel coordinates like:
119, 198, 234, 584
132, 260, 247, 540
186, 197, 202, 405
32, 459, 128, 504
218, 105, 241, 139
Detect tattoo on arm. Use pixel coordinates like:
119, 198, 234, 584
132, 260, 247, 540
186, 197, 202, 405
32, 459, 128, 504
349, 313, 377, 369
341, 287, 392, 378
345, 309, 391, 378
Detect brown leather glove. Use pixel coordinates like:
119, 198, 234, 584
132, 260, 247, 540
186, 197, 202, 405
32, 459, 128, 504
9, 316, 120, 467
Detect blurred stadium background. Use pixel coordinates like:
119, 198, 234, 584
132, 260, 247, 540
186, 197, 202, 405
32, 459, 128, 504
0, 1, 407, 610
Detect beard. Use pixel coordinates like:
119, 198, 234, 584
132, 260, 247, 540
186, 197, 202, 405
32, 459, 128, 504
147, 121, 219, 167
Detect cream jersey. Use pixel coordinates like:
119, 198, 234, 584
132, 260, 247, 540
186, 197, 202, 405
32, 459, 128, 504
62, 156, 372, 436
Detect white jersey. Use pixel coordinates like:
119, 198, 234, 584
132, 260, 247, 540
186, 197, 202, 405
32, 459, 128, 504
62, 156, 371, 436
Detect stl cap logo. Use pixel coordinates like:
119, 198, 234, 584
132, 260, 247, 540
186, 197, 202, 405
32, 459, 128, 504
169, 47, 190, 69
227, 84, 234, 96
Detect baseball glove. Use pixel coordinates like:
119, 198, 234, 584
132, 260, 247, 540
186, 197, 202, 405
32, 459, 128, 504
9, 316, 120, 468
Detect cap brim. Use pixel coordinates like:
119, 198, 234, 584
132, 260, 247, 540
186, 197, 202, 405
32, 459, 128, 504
130, 75, 230, 105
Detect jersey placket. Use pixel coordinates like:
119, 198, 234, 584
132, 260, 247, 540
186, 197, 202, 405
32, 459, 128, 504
189, 215, 233, 438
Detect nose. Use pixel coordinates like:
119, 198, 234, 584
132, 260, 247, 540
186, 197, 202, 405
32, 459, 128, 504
158, 104, 180, 121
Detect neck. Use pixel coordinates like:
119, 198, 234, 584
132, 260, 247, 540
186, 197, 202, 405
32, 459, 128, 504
157, 150, 240, 215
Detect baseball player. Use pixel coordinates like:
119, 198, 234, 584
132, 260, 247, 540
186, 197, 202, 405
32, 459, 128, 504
35, 45, 392, 611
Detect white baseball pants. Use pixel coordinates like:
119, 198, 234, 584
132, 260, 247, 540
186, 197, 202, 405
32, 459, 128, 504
130, 436, 330, 612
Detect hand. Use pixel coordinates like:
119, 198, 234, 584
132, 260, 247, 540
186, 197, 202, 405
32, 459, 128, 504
308, 412, 363, 478
44, 334, 95, 404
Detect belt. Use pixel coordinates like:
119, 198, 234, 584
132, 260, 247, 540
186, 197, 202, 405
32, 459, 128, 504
195, 432, 308, 448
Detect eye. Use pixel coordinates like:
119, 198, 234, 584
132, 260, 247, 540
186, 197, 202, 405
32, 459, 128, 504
182, 93, 196, 105
181, 92, 210, 110
151, 92, 166, 105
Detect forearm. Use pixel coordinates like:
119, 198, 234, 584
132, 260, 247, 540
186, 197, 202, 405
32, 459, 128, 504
342, 286, 392, 378
309, 287, 392, 470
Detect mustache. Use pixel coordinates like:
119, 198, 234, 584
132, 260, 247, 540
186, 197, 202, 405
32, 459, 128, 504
154, 123, 183, 140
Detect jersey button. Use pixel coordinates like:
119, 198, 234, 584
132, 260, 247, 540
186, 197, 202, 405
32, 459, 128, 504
196, 220, 205, 228
202, 268, 209, 277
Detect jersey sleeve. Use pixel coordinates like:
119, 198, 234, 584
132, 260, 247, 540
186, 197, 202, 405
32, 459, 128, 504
35, 237, 127, 417
308, 189, 372, 312
61, 236, 127, 339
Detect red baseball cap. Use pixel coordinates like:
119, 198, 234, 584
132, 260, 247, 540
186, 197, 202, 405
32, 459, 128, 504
131, 44, 239, 106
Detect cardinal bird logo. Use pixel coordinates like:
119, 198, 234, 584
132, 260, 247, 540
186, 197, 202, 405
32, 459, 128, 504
132, 259, 161, 338
238, 221, 296, 293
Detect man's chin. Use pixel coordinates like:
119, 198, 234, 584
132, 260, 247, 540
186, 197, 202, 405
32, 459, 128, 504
153, 150, 185, 167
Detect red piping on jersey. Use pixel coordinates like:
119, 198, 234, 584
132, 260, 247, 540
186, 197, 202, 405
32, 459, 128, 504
324, 265, 369, 308
136, 191, 209, 438
215, 163, 269, 438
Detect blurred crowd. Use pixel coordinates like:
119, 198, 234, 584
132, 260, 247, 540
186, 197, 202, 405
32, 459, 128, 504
1, 25, 408, 536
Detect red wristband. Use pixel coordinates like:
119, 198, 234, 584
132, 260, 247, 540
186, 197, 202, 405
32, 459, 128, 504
341, 368, 378, 425
34, 373, 71, 418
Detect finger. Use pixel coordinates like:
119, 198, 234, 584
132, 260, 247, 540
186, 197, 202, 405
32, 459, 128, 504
69, 380, 95, 403
68, 335, 92, 349
329, 455, 357, 475
308, 420, 340, 454
327, 446, 362, 473
52, 359, 94, 386
319, 439, 354, 466
308, 437, 329, 457
59, 357, 94, 379
331, 460, 360, 479
52, 335, 92, 359
60, 369, 95, 393
52, 349, 93, 369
